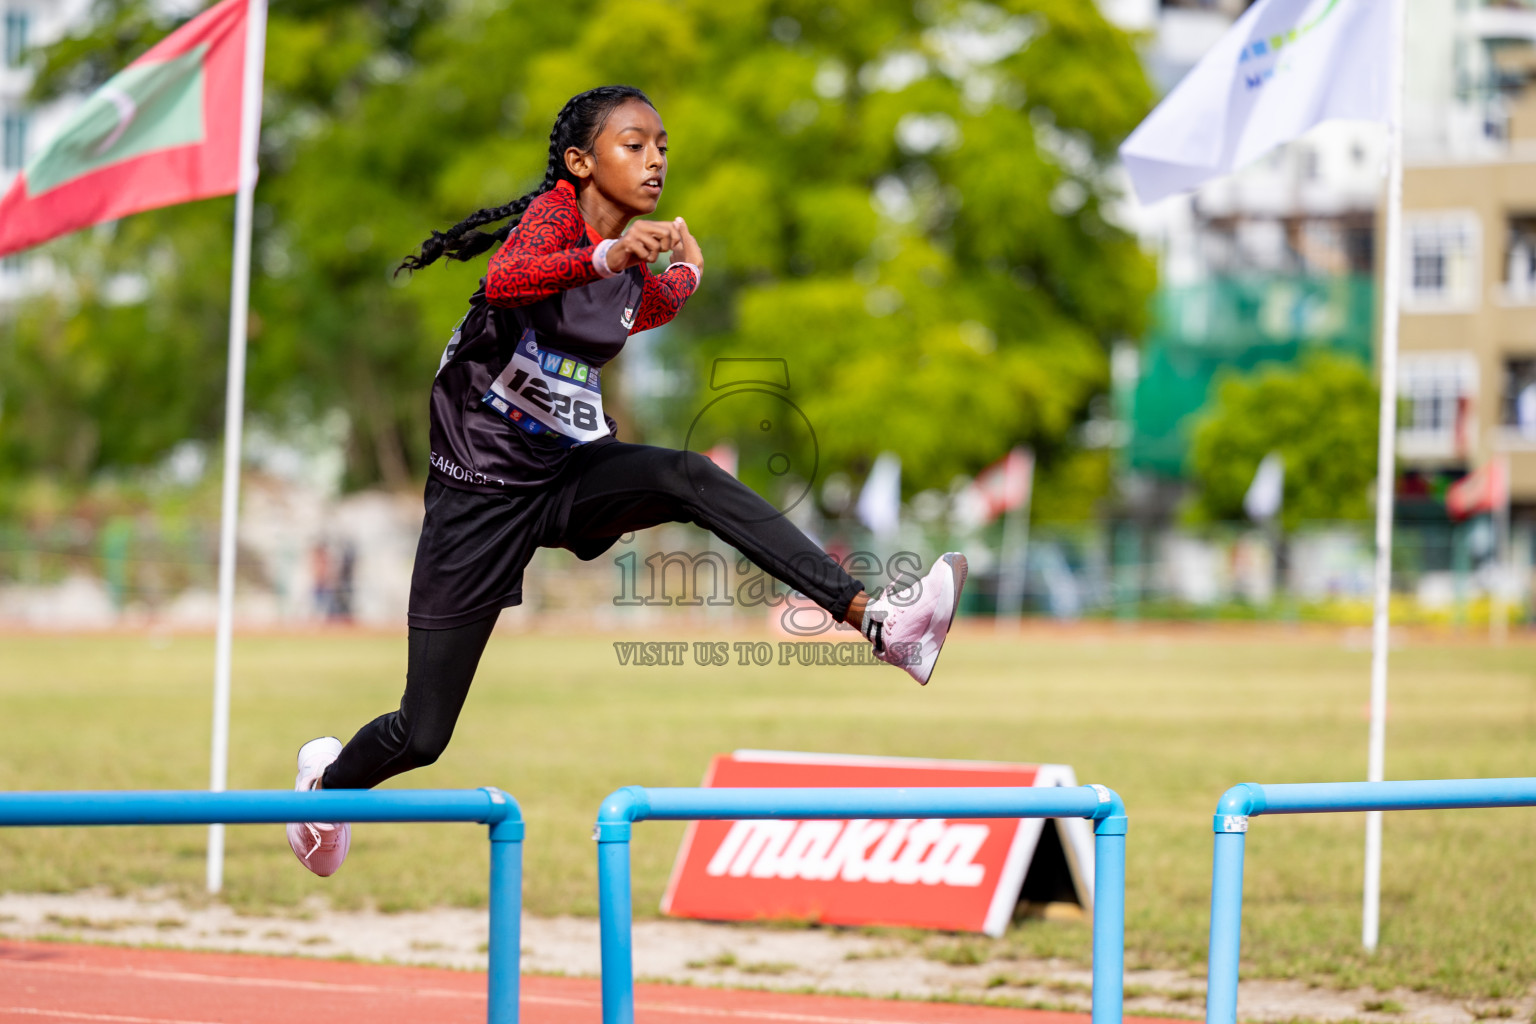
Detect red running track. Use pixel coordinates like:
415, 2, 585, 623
0, 941, 1173, 1024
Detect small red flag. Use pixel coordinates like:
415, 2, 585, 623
0, 0, 249, 258
969, 447, 1034, 523
1446, 460, 1508, 521
703, 443, 738, 478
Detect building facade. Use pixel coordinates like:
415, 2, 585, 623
1107, 0, 1386, 493
1112, 0, 1536, 522
1396, 0, 1536, 516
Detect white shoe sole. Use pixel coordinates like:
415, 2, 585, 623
288, 737, 350, 877
914, 553, 968, 686
286, 819, 350, 877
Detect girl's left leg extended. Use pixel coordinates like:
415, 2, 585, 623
563, 441, 864, 620
561, 442, 969, 685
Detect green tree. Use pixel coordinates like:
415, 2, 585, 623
3, 0, 447, 493
4, 0, 1155, 500
640, 0, 1158, 497
0, 205, 238, 493
1186, 353, 1380, 531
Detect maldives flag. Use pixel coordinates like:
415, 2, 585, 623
0, 0, 250, 258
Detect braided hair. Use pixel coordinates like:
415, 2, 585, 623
396, 85, 654, 274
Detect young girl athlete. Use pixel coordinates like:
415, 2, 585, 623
286, 85, 969, 876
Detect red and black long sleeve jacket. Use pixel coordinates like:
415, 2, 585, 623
427, 179, 698, 492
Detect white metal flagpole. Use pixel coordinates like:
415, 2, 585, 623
994, 448, 1035, 626
1492, 453, 1511, 645
207, 0, 269, 895
1363, 0, 1408, 953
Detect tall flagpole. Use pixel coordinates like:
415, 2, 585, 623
995, 449, 1035, 627
1363, 0, 1407, 953
1492, 453, 1511, 645
207, 0, 268, 895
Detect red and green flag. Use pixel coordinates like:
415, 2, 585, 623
0, 0, 250, 258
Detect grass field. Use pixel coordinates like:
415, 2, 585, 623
0, 623, 1532, 999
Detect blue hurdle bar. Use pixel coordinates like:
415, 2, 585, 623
1205, 778, 1536, 1024
0, 788, 525, 1024
594, 785, 1129, 1024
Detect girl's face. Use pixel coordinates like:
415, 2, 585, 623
577, 98, 668, 216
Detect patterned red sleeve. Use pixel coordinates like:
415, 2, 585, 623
629, 265, 699, 334
484, 187, 603, 307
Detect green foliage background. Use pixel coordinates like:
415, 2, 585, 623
1186, 353, 1380, 531
1, 0, 1154, 507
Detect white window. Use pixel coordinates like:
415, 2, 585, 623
1298, 219, 1344, 275
1502, 357, 1536, 440
3, 9, 26, 69
2, 113, 24, 171
1398, 352, 1478, 460
1503, 214, 1536, 302
1403, 212, 1480, 312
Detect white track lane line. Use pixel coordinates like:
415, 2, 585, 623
503, 993, 967, 1024
0, 959, 477, 998
1, 959, 991, 1024
2, 1008, 227, 1024
3, 1000, 981, 1024
633, 1003, 976, 1024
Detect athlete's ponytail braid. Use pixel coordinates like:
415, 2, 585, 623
396, 85, 654, 274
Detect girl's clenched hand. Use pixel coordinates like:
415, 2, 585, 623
669, 217, 703, 272
605, 220, 681, 271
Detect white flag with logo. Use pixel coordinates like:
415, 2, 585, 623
1120, 0, 1396, 205
1244, 451, 1285, 523
857, 452, 903, 540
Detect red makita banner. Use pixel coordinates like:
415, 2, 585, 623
661, 751, 1094, 937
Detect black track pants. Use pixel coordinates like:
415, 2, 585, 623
562, 442, 862, 618
322, 616, 499, 790
322, 442, 863, 791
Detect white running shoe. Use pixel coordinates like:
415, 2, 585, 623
861, 552, 968, 685
285, 736, 351, 877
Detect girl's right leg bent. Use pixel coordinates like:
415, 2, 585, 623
321, 613, 499, 791
290, 480, 540, 875
287, 613, 497, 877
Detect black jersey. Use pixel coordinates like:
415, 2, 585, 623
425, 180, 697, 493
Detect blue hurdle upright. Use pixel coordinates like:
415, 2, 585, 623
0, 788, 525, 1024
1205, 777, 1536, 1024
594, 784, 1129, 1024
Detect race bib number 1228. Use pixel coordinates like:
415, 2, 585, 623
482, 330, 606, 447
